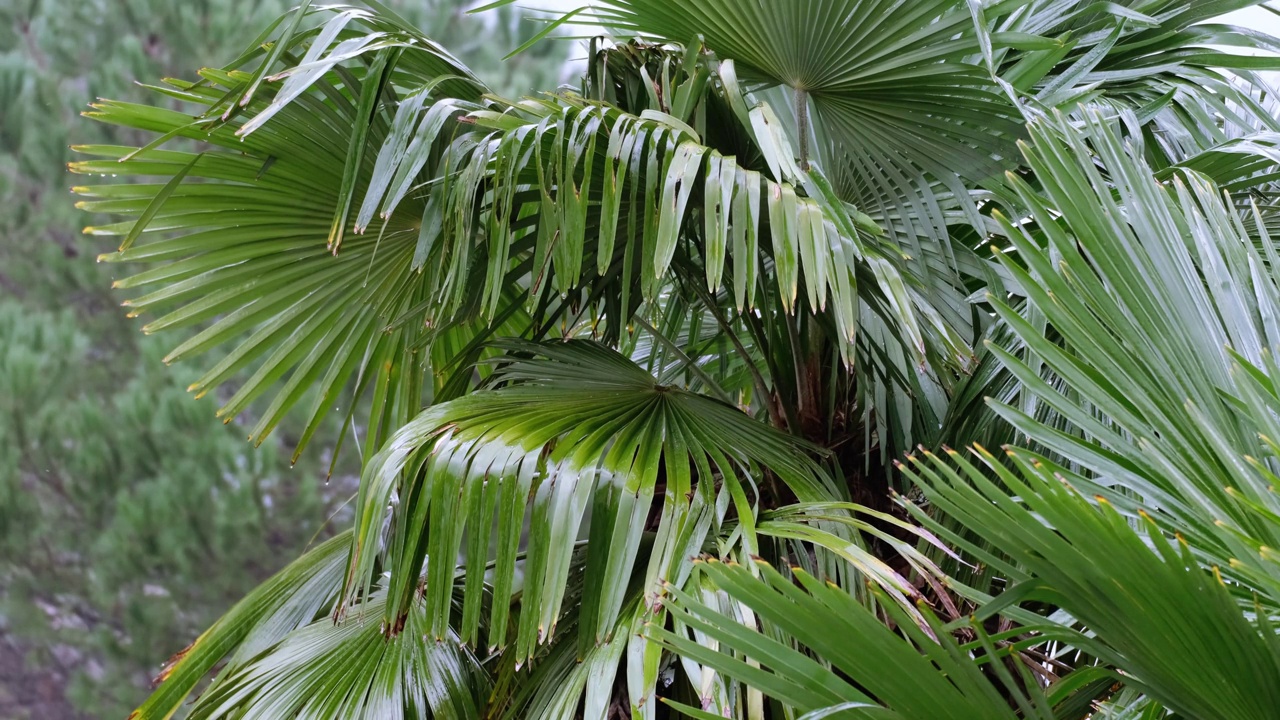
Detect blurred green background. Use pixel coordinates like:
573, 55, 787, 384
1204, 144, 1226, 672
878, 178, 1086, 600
0, 1, 571, 716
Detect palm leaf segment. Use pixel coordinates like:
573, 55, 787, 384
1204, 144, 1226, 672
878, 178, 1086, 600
577, 0, 1024, 353
130, 340, 905, 719
82, 1, 1280, 718
649, 92, 1280, 720
75, 4, 495, 471
587, 0, 1022, 188
76, 1, 968, 475
903, 110, 1280, 718
347, 340, 837, 659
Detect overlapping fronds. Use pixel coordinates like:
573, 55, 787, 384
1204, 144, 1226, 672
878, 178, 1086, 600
344, 340, 839, 661
984, 110, 1280, 590
77, 2, 974, 476
643, 95, 1280, 720
84, 2, 1280, 719
650, 558, 1040, 720
905, 446, 1280, 720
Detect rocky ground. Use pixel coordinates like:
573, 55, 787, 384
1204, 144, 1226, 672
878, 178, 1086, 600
0, 630, 87, 720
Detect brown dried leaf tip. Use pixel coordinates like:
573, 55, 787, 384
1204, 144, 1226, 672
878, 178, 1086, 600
152, 639, 195, 687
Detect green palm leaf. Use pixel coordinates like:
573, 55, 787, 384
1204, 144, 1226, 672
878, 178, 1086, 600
131, 532, 350, 720
649, 558, 1039, 720
651, 101, 1280, 720
80, 3, 1280, 719
75, 10, 494, 470
185, 589, 487, 720
79, 3, 988, 483
583, 0, 1022, 186
904, 445, 1280, 720
344, 340, 839, 661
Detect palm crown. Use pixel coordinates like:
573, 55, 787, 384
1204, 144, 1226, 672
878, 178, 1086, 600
75, 1, 1280, 718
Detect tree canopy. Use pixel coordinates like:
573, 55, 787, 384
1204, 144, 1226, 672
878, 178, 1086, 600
72, 1, 1280, 718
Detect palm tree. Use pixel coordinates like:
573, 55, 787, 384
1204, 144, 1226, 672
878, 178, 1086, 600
76, 1, 1280, 717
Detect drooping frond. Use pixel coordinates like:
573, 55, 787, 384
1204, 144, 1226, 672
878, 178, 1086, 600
566, 0, 1027, 349
650, 558, 1037, 720
343, 340, 841, 663
581, 0, 1022, 191
185, 589, 488, 720
78, 3, 972, 475
657, 99, 1280, 720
